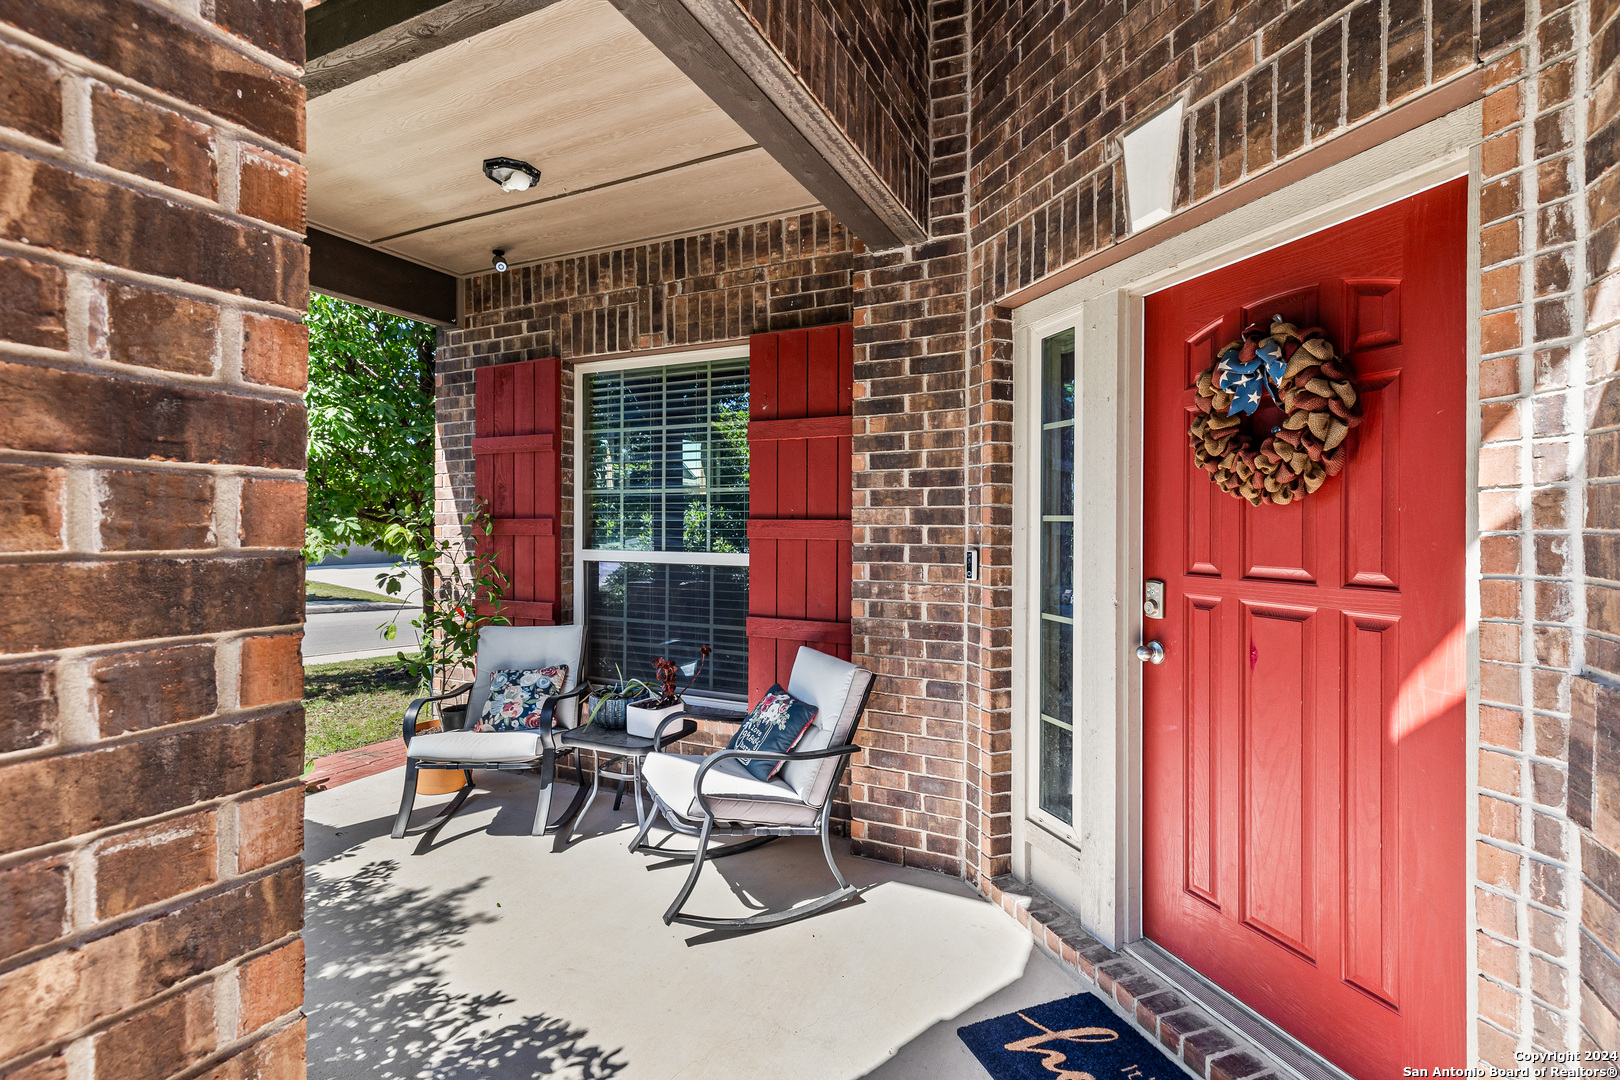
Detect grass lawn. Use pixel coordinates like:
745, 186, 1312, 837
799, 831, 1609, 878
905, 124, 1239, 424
305, 579, 403, 604
303, 654, 425, 770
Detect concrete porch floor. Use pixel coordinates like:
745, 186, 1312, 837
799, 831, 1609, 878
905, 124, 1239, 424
304, 767, 1085, 1080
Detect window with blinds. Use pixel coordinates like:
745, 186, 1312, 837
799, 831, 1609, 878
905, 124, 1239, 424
581, 358, 750, 701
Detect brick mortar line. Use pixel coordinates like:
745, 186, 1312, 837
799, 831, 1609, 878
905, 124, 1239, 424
0, 935, 304, 1078
1475, 914, 1578, 968
0, 19, 304, 137
0, 699, 305, 775
1579, 922, 1620, 969
0, 545, 305, 565
0, 623, 305, 675
168, 1011, 304, 1080
0, 780, 303, 879
1476, 831, 1577, 871
1479, 746, 1581, 770
1568, 0, 1606, 1046
0, 848, 302, 985
0, 450, 302, 480
0, 127, 303, 242
0, 238, 308, 321
0, 346, 307, 405
1509, 14, 1548, 1046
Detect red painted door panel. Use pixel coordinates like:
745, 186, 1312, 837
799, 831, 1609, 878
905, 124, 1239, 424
1142, 180, 1467, 1078
474, 359, 562, 625
747, 325, 853, 702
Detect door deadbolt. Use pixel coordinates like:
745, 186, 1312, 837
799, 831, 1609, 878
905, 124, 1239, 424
1144, 579, 1165, 620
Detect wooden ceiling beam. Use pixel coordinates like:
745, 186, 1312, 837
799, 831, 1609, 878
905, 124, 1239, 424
308, 229, 460, 325
305, 0, 563, 98
610, 0, 928, 251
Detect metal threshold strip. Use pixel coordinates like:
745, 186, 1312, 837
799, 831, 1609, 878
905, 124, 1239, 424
1122, 938, 1359, 1080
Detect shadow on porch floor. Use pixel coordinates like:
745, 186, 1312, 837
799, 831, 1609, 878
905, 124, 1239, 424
304, 767, 1084, 1079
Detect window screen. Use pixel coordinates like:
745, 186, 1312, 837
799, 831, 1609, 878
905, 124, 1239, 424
584, 359, 749, 554
581, 358, 749, 701
584, 562, 749, 700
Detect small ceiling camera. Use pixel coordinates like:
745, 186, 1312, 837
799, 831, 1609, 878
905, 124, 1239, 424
492, 249, 508, 273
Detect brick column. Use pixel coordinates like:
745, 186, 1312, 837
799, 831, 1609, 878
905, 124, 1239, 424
845, 0, 973, 876
0, 2, 309, 1077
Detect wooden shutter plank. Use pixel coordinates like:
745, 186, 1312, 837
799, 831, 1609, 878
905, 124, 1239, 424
513, 363, 536, 616
746, 416, 851, 441
746, 617, 852, 644
479, 600, 554, 622
746, 518, 852, 541
490, 518, 554, 536
473, 433, 555, 454
474, 358, 562, 627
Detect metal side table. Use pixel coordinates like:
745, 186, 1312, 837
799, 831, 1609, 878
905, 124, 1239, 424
557, 719, 697, 848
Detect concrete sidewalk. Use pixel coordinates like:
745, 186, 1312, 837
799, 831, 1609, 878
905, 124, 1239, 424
305, 767, 1085, 1080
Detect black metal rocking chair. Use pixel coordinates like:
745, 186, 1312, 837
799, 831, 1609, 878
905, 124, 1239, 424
629, 646, 877, 929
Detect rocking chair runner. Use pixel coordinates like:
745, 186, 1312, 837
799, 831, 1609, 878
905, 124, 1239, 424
392, 624, 591, 840
629, 647, 878, 929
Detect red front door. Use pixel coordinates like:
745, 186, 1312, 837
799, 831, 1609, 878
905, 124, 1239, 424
1142, 180, 1468, 1078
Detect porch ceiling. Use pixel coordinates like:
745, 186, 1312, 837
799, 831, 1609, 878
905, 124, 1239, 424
305, 0, 820, 277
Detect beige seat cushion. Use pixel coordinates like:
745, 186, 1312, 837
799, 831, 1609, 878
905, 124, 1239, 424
641, 752, 817, 828
407, 730, 544, 764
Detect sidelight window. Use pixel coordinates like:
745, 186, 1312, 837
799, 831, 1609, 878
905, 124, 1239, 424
1037, 328, 1076, 824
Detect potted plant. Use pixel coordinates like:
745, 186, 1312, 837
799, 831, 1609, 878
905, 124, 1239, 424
377, 505, 508, 792
625, 645, 711, 739
585, 668, 655, 731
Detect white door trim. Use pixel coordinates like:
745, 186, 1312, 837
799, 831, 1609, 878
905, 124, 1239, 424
1008, 101, 1484, 1047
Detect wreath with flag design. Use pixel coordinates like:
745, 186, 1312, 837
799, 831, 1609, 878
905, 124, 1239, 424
1189, 318, 1364, 506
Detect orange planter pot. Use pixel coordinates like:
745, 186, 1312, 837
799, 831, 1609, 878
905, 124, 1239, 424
414, 706, 472, 796
417, 768, 467, 796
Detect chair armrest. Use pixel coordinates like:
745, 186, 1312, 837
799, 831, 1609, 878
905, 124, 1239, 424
402, 682, 473, 743
652, 712, 704, 749
690, 744, 861, 822
538, 681, 594, 731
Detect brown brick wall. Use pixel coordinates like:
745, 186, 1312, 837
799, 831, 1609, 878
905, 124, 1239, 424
0, 3, 307, 1077
846, 0, 976, 877
435, 211, 857, 626
732, 0, 933, 231
832, 0, 1620, 1064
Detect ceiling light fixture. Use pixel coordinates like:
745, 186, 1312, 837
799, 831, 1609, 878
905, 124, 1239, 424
482, 157, 541, 192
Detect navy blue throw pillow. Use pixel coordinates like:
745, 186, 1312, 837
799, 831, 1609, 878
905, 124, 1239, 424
726, 685, 819, 781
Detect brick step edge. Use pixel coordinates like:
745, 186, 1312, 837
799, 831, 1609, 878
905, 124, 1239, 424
982, 874, 1287, 1080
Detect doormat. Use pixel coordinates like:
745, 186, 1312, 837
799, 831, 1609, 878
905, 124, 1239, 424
958, 991, 1180, 1080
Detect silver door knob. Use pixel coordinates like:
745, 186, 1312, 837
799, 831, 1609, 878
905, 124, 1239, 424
1136, 641, 1165, 665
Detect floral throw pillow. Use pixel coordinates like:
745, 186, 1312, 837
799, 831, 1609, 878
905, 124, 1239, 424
474, 666, 570, 731
726, 685, 819, 781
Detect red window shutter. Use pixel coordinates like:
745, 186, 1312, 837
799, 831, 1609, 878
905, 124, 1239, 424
473, 359, 562, 626
746, 325, 853, 702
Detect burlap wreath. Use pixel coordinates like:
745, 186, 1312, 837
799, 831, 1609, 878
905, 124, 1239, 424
1188, 318, 1363, 506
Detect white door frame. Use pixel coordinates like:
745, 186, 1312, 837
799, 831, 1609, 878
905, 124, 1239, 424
1008, 100, 1484, 995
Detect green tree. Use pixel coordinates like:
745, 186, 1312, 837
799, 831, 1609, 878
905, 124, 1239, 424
304, 294, 437, 616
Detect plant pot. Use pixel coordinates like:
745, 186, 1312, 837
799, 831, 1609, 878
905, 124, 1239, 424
594, 695, 629, 731
626, 698, 684, 739
417, 767, 467, 796
418, 704, 469, 795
